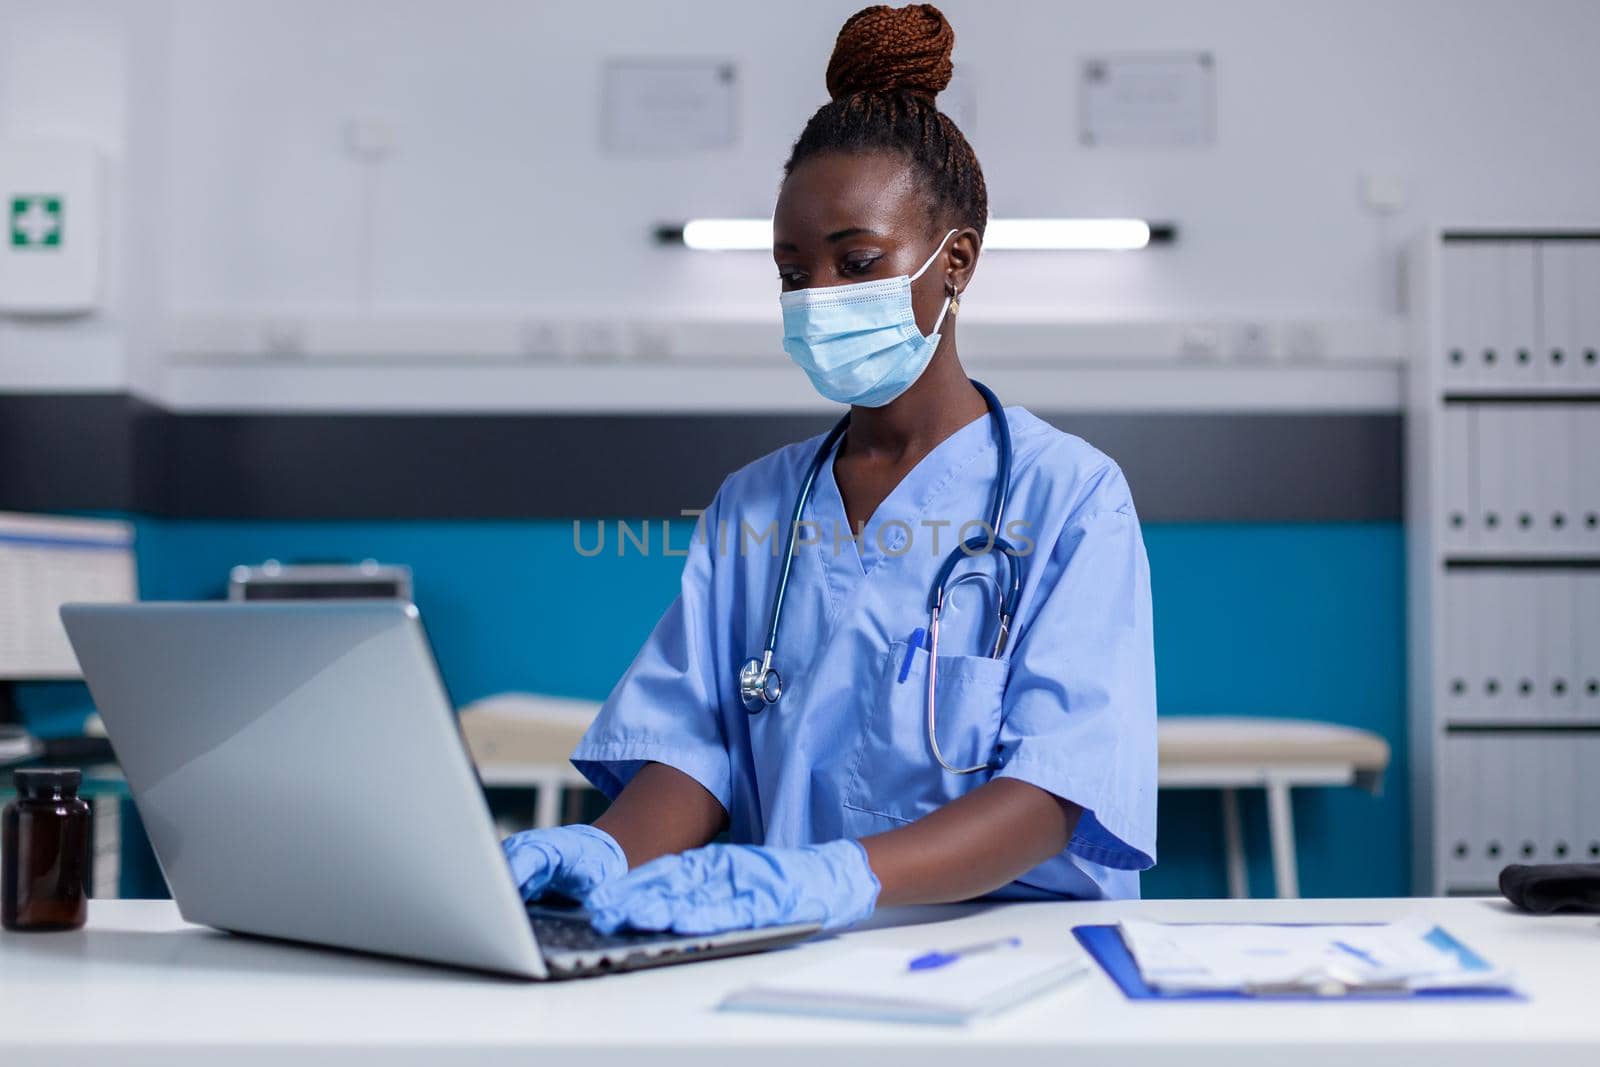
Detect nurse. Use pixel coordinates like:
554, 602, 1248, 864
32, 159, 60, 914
504, 2, 1156, 935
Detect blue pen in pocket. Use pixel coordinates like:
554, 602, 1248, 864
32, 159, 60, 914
897, 628, 928, 683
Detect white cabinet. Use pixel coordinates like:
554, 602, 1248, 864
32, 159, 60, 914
1409, 229, 1600, 895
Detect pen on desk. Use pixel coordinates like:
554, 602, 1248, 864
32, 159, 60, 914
1331, 940, 1381, 969
908, 936, 1022, 972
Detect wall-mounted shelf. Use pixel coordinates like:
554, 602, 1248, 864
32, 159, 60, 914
151, 313, 1407, 414
152, 360, 1406, 415
164, 312, 1405, 365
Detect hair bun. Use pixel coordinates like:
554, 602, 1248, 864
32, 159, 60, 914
825, 4, 954, 101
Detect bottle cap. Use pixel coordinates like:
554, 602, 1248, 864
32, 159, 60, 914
11, 767, 83, 800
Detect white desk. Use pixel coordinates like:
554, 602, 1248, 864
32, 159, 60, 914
1, 896, 1593, 1065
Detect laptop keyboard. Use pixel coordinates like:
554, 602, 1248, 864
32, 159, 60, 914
525, 901, 820, 978
529, 913, 692, 952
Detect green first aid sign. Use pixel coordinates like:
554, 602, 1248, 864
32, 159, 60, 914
10, 195, 63, 248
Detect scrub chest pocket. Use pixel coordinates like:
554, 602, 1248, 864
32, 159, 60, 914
843, 640, 1008, 831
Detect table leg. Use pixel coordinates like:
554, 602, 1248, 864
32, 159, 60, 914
1220, 787, 1248, 899
562, 786, 586, 824
1265, 776, 1299, 898
534, 776, 562, 830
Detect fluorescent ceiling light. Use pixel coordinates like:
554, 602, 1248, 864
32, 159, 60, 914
681, 218, 774, 251
985, 218, 1150, 250
666, 217, 1171, 251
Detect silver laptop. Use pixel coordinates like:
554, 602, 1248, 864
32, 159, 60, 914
61, 601, 817, 979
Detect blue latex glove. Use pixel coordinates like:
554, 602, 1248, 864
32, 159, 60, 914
586, 838, 880, 935
501, 824, 627, 903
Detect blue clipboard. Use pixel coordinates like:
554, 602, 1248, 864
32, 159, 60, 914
1072, 924, 1521, 1001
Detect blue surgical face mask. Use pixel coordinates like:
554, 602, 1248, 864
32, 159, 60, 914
780, 229, 958, 408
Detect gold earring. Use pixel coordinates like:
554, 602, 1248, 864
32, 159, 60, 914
947, 281, 961, 316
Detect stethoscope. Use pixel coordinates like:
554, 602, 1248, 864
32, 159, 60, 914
738, 380, 1022, 775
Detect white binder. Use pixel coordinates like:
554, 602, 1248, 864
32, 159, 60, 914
1580, 573, 1600, 723
1525, 735, 1553, 865
1459, 244, 1496, 388
1578, 409, 1600, 551
1439, 243, 1479, 387
1494, 734, 1518, 870
1538, 243, 1583, 387
1470, 573, 1508, 723
1477, 736, 1513, 888
1441, 574, 1475, 723
1475, 407, 1511, 546
1577, 736, 1596, 863
1578, 734, 1600, 864
1529, 407, 1574, 551
1502, 405, 1543, 545
1473, 245, 1505, 389
1538, 573, 1579, 722
1466, 737, 1491, 885
1493, 243, 1539, 386
1578, 242, 1600, 389
1441, 407, 1474, 548
1503, 577, 1541, 721
1583, 736, 1600, 864
1508, 735, 1540, 866
1545, 731, 1577, 863
1440, 735, 1475, 888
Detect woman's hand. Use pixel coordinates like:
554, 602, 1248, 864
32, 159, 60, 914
504, 763, 729, 904
501, 824, 628, 902
585, 839, 880, 935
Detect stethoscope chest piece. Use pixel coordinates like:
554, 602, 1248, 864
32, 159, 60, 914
739, 653, 782, 713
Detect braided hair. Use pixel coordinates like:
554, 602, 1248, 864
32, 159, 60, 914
785, 4, 987, 238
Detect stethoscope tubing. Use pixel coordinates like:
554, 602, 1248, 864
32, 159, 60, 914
926, 572, 1005, 775
763, 414, 850, 656
741, 380, 1022, 779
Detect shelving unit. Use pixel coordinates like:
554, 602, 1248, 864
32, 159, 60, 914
1407, 228, 1600, 895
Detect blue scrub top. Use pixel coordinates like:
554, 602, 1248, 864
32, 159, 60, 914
573, 407, 1157, 899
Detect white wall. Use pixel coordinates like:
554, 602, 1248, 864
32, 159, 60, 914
158, 0, 1600, 319
3, 0, 1599, 407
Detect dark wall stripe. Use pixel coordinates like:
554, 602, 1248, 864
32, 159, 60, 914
144, 411, 837, 520
0, 394, 144, 512
0, 395, 1401, 522
1035, 413, 1400, 523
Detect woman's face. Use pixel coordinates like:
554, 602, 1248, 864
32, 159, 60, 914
774, 151, 977, 337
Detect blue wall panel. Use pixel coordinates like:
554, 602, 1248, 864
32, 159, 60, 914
1139, 523, 1407, 898
31, 517, 1407, 898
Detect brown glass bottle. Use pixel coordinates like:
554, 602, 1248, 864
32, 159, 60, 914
2, 767, 91, 931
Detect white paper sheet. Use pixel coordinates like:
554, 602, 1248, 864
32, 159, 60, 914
1117, 918, 1512, 994
720, 945, 1084, 1024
